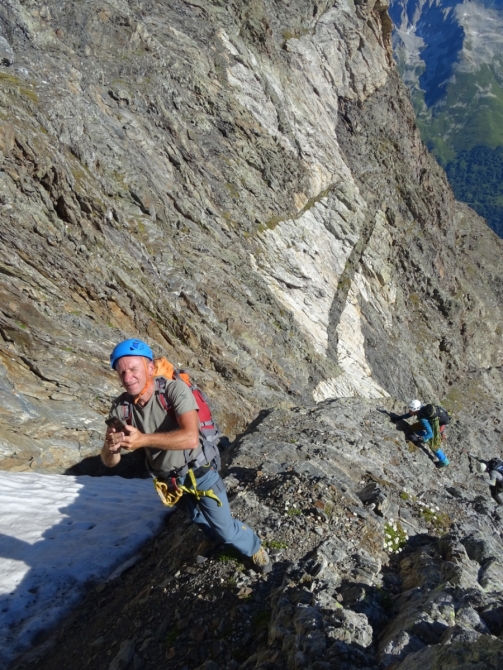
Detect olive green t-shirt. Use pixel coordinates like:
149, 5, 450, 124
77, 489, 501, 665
108, 378, 200, 474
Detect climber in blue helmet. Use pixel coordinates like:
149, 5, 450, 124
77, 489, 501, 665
101, 337, 272, 574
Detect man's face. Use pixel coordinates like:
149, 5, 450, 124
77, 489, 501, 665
115, 356, 154, 396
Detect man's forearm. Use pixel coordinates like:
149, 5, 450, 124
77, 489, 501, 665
101, 442, 121, 467
140, 429, 199, 451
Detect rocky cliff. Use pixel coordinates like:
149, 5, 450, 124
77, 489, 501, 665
0, 0, 501, 475
21, 398, 503, 670
1, 0, 503, 668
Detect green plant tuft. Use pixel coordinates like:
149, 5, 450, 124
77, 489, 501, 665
383, 520, 408, 554
418, 506, 451, 534
264, 540, 288, 549
217, 547, 244, 567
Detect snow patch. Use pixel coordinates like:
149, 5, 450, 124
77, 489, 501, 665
0, 472, 168, 666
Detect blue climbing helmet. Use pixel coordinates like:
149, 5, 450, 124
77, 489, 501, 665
110, 339, 154, 369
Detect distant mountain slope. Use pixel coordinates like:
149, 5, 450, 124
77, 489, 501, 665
389, 0, 503, 236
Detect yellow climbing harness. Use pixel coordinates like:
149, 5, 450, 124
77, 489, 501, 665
153, 468, 222, 508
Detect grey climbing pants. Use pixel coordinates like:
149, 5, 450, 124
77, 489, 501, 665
176, 466, 261, 557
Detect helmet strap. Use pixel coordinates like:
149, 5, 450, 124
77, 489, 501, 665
133, 358, 154, 404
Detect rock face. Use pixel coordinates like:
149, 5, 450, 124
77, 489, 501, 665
0, 0, 501, 475
22, 398, 503, 670
1, 2, 503, 668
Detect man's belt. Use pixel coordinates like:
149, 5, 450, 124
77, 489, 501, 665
157, 458, 216, 483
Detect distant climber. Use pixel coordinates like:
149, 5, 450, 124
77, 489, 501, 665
470, 455, 503, 505
101, 338, 271, 573
391, 399, 450, 467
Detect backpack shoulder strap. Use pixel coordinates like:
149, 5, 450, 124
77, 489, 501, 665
174, 369, 222, 440
117, 392, 133, 424
154, 377, 173, 413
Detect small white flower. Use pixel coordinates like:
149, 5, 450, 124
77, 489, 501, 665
435, 506, 440, 511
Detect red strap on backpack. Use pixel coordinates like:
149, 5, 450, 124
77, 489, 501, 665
155, 375, 220, 438
118, 392, 133, 424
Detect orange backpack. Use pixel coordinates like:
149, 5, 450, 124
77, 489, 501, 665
153, 358, 190, 385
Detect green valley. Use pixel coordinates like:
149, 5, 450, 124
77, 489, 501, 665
390, 0, 503, 236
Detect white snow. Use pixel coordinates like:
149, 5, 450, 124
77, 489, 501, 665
0, 472, 169, 666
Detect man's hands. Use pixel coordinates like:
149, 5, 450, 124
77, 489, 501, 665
101, 425, 125, 467
104, 425, 124, 454
101, 409, 200, 468
101, 424, 145, 466
104, 425, 145, 453
118, 425, 146, 451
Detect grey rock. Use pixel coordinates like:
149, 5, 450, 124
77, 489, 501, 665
109, 639, 136, 670
329, 609, 373, 648
394, 634, 503, 670
380, 630, 426, 667
454, 607, 490, 634
0, 3, 503, 670
354, 551, 381, 577
0, 36, 14, 65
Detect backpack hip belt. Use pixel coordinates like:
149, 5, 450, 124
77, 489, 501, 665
161, 444, 220, 480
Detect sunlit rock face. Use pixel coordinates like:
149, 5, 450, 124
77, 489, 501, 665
0, 0, 502, 474
1, 4, 503, 669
